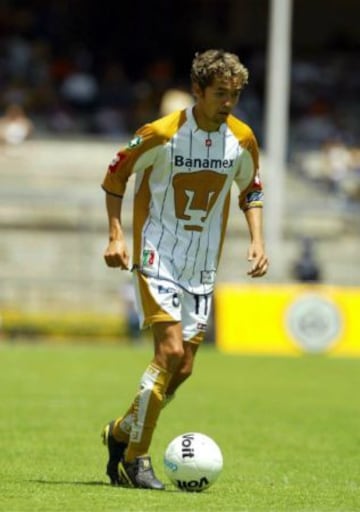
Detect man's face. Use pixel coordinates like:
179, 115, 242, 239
193, 76, 242, 131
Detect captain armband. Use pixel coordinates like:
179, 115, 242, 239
240, 190, 264, 210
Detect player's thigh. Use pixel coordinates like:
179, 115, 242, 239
133, 272, 182, 328
152, 321, 184, 371
181, 292, 213, 344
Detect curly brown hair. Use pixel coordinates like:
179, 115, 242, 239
190, 49, 249, 91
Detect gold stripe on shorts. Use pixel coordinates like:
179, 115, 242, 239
136, 272, 175, 327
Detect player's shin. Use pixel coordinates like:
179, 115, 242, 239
112, 408, 133, 444
125, 363, 172, 461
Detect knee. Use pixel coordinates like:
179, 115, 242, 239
155, 341, 185, 372
166, 344, 185, 366
172, 359, 193, 383
153, 322, 185, 370
177, 360, 193, 382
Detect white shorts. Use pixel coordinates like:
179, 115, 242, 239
133, 271, 212, 344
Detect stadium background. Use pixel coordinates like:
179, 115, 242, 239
0, 0, 359, 350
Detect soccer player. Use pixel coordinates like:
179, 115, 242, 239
101, 49, 269, 490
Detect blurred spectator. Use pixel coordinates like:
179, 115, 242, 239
0, 103, 34, 145
92, 106, 128, 137
93, 62, 134, 136
294, 137, 360, 203
292, 236, 322, 283
159, 88, 193, 116
46, 100, 78, 133
322, 138, 354, 194
130, 57, 176, 129
59, 45, 99, 116
97, 62, 134, 110
2, 78, 31, 108
60, 69, 98, 111
4, 35, 32, 80
291, 98, 339, 150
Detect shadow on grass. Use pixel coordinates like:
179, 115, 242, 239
29, 479, 109, 487
28, 480, 178, 492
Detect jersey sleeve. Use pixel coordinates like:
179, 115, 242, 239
101, 124, 162, 197
235, 130, 264, 211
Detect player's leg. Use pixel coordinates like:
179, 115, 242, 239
103, 336, 197, 486
165, 340, 199, 398
118, 320, 184, 489
108, 338, 198, 442
124, 320, 183, 462
104, 273, 183, 489
164, 291, 212, 402
108, 320, 185, 447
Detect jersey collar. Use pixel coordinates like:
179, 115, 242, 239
186, 106, 227, 135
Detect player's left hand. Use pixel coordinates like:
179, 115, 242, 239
247, 242, 269, 278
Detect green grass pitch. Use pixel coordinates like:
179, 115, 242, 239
0, 341, 359, 511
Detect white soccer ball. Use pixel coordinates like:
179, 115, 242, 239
163, 432, 223, 492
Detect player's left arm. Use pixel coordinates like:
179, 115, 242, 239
243, 205, 269, 278
234, 128, 269, 277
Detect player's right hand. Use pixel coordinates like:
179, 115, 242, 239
104, 239, 130, 269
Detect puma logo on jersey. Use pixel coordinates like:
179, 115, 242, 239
172, 171, 227, 231
174, 155, 234, 170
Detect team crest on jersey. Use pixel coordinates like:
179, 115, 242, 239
142, 249, 155, 266
127, 135, 143, 149
108, 151, 127, 173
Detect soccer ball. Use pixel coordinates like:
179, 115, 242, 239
163, 432, 223, 492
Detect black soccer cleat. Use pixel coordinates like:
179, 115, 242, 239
102, 420, 127, 486
119, 455, 165, 490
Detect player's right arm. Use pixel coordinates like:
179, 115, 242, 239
103, 193, 130, 270
102, 122, 170, 269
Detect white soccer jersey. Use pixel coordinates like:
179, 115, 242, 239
102, 106, 263, 295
